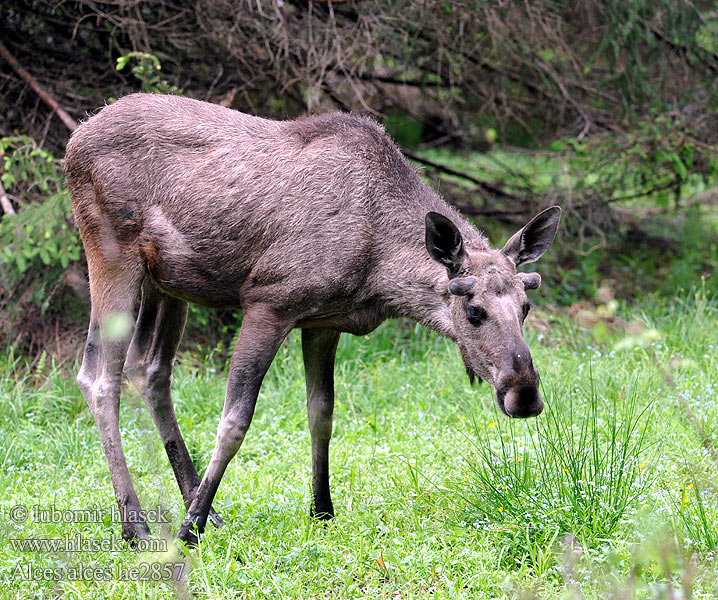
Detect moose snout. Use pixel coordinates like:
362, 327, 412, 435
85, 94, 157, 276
494, 353, 543, 418
496, 383, 543, 418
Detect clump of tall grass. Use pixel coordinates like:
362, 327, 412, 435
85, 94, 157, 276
668, 478, 718, 556
455, 374, 654, 571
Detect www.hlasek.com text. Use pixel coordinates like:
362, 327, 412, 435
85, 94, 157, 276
10, 534, 167, 553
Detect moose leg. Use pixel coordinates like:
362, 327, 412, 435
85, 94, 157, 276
77, 319, 100, 402
177, 305, 291, 544
79, 260, 148, 542
301, 328, 340, 519
124, 278, 222, 527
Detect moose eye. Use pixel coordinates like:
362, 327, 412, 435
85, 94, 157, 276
466, 304, 488, 326
521, 302, 531, 321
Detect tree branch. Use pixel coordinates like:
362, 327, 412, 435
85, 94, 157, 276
357, 73, 453, 89
534, 59, 592, 140
0, 182, 16, 215
0, 41, 78, 132
401, 149, 523, 201
640, 18, 718, 75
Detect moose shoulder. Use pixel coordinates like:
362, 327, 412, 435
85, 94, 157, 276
64, 93, 561, 545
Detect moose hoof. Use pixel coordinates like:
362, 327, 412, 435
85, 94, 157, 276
122, 521, 151, 545
310, 504, 335, 521
177, 518, 202, 547
208, 506, 223, 529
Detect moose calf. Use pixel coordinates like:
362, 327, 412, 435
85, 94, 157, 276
64, 94, 561, 544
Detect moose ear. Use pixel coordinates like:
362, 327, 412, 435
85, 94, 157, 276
425, 212, 466, 276
502, 206, 561, 266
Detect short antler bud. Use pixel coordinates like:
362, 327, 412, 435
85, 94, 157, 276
448, 276, 476, 296
518, 272, 541, 290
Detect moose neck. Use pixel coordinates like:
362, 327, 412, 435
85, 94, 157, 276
371, 189, 488, 341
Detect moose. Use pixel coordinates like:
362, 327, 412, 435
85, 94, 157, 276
65, 93, 561, 545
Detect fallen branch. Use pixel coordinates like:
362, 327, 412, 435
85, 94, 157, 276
0, 182, 16, 215
0, 41, 78, 132
402, 149, 524, 201
629, 187, 718, 216
451, 203, 527, 220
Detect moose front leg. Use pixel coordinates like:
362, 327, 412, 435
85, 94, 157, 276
301, 328, 340, 519
177, 305, 291, 545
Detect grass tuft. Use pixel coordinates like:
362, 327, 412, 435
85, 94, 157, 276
455, 369, 654, 573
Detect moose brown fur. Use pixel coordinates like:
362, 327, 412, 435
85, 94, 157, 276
64, 93, 561, 544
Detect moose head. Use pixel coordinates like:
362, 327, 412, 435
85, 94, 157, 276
426, 206, 561, 418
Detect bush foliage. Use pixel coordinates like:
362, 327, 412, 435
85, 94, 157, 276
0, 2, 717, 354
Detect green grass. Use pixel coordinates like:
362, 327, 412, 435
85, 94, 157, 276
456, 372, 653, 567
0, 291, 717, 599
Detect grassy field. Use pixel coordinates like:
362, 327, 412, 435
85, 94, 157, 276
1, 286, 717, 599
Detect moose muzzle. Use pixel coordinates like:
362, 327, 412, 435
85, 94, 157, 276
494, 348, 543, 418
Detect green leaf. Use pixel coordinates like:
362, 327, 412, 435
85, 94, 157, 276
671, 154, 688, 180
102, 312, 133, 341
1, 172, 15, 187
16, 252, 26, 272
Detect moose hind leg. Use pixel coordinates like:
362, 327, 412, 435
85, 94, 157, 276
81, 259, 148, 542
77, 319, 101, 401
124, 279, 222, 527
302, 329, 340, 519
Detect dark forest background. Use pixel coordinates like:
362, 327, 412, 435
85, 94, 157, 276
1, 0, 717, 359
